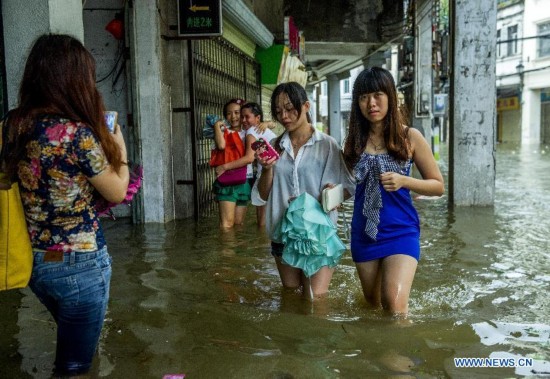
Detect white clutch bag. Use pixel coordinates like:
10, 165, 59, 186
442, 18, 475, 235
322, 184, 344, 212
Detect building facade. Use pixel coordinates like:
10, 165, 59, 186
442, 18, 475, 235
496, 0, 550, 144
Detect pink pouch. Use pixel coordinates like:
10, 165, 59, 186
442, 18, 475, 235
217, 166, 247, 186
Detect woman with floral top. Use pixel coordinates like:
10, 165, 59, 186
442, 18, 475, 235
0, 34, 129, 376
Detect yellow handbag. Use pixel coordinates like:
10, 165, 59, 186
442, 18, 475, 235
0, 173, 33, 291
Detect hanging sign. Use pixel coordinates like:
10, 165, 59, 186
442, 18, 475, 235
433, 93, 448, 116
177, 0, 222, 37
497, 96, 520, 111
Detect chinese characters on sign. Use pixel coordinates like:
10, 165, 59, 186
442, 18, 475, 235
178, 0, 222, 37
497, 96, 519, 111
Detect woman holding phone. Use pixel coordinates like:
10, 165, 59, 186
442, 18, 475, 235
211, 98, 252, 228
212, 99, 275, 228
254, 82, 355, 298
0, 34, 128, 376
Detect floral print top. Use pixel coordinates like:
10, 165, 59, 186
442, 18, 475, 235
17, 115, 109, 252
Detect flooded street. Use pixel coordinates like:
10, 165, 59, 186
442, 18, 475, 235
1, 143, 550, 378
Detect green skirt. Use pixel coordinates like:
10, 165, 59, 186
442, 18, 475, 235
212, 180, 251, 203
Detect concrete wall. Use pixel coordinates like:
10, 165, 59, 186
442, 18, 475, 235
450, 0, 497, 206
161, 0, 195, 220
412, 0, 433, 143
128, 1, 174, 223
2, 0, 85, 108
83, 0, 130, 218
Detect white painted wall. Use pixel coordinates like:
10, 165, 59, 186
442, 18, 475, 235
522, 0, 550, 143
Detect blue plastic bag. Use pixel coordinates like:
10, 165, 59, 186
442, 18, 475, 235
202, 114, 227, 139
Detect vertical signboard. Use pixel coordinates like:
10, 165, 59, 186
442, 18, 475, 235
178, 0, 222, 37
433, 93, 448, 116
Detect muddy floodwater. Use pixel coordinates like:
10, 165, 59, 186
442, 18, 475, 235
1, 144, 549, 378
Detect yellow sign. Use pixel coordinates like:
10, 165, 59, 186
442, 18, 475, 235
189, 5, 209, 12
497, 96, 520, 111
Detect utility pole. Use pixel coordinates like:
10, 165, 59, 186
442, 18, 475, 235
449, 0, 497, 206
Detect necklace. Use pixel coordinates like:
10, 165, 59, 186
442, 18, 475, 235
291, 130, 313, 149
369, 137, 385, 151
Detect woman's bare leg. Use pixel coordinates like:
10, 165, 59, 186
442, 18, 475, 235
379, 254, 417, 315
234, 204, 248, 225
255, 205, 266, 226
218, 201, 236, 228
303, 266, 335, 298
356, 260, 382, 307
274, 257, 302, 289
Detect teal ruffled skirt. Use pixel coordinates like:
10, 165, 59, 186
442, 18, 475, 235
274, 192, 346, 277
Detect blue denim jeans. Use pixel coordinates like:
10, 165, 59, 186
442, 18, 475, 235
29, 247, 112, 376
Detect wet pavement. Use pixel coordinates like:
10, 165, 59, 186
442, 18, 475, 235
1, 143, 549, 378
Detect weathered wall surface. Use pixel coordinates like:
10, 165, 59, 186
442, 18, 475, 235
450, 0, 497, 206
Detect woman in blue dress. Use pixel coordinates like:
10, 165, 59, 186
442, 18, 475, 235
343, 67, 444, 316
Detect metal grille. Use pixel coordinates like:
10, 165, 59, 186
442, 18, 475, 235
190, 38, 261, 218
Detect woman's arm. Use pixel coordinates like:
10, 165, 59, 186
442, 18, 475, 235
215, 134, 256, 176
87, 125, 130, 203
258, 166, 274, 201
379, 128, 444, 196
254, 120, 276, 134
257, 151, 278, 201
213, 120, 226, 150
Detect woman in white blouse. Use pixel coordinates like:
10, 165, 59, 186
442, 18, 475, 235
254, 82, 355, 298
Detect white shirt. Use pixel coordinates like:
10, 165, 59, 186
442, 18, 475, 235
251, 128, 355, 242
245, 126, 277, 175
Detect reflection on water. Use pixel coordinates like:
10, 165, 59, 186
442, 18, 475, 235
1, 143, 549, 378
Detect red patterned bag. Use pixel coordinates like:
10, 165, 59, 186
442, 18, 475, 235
209, 129, 245, 167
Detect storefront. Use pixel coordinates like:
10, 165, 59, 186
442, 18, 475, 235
497, 94, 521, 143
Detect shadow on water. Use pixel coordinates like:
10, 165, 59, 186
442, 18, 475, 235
1, 143, 550, 378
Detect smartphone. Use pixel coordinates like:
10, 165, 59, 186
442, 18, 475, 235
252, 138, 280, 161
104, 111, 118, 133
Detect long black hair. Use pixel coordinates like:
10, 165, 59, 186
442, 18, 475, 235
270, 82, 312, 153
342, 67, 409, 171
241, 102, 264, 122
